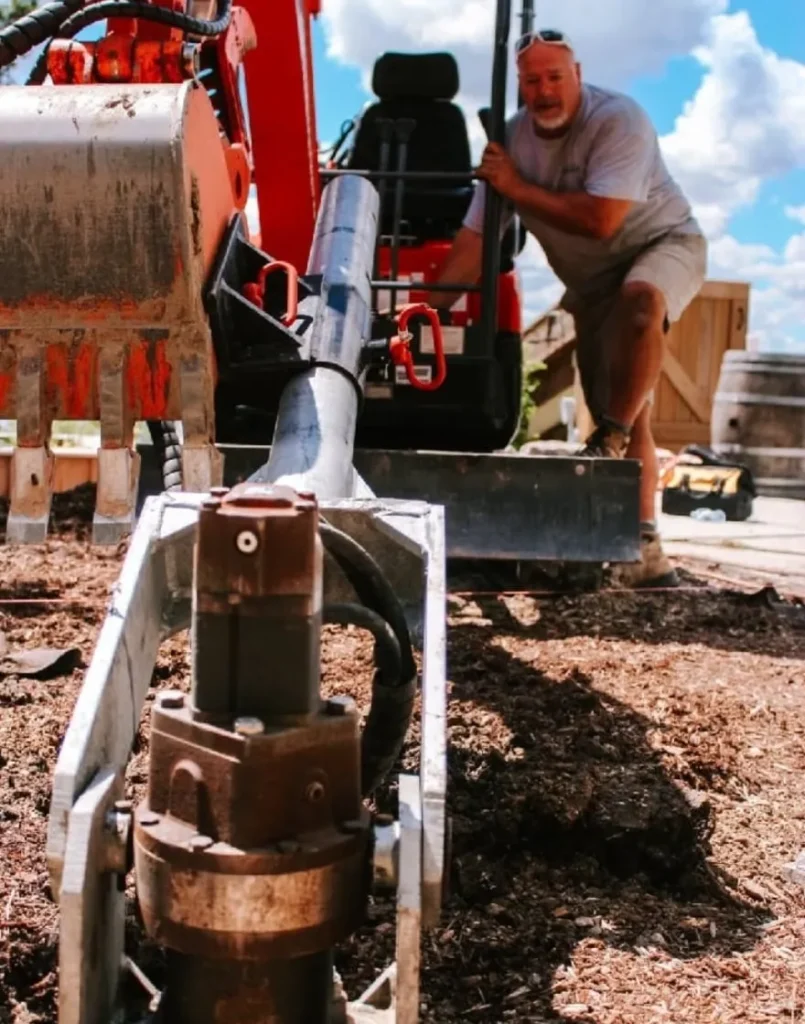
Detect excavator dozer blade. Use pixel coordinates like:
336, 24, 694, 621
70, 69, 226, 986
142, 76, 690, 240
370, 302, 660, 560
138, 444, 641, 564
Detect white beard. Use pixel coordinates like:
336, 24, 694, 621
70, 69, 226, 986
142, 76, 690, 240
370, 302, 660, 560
533, 110, 570, 132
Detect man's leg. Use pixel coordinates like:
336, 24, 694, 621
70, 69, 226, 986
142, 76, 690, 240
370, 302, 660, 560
606, 282, 667, 430
577, 280, 667, 457
594, 233, 708, 586
627, 402, 659, 525
614, 400, 678, 587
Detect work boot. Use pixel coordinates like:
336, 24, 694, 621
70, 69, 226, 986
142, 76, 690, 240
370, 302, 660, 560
577, 416, 631, 459
610, 528, 679, 589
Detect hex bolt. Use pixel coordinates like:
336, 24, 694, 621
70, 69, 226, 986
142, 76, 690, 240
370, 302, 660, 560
575, 463, 586, 476
189, 835, 214, 852
181, 41, 201, 78
235, 529, 259, 555
305, 781, 326, 803
234, 716, 265, 737
159, 690, 185, 709
326, 696, 356, 717
104, 803, 134, 878
373, 819, 400, 889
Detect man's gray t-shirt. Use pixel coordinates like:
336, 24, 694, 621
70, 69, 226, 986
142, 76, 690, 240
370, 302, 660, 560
463, 83, 703, 303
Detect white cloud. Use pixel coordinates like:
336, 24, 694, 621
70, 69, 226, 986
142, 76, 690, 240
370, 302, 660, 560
660, 12, 805, 237
321, 0, 725, 125
516, 236, 564, 325
785, 205, 805, 227
708, 234, 805, 354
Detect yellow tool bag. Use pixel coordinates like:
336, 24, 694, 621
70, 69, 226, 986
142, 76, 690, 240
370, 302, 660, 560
661, 445, 756, 521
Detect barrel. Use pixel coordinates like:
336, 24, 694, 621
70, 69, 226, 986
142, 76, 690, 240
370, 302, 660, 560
711, 351, 805, 499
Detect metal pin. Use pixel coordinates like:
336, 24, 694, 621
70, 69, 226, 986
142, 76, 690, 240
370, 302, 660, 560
158, 690, 184, 709
234, 716, 265, 737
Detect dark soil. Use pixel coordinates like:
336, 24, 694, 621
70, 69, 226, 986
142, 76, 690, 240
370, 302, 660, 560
1, 516, 804, 1023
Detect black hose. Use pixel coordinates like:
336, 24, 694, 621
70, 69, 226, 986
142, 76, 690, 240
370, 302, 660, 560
323, 603, 402, 684
0, 0, 83, 70
56, 0, 232, 40
23, 0, 232, 83
319, 522, 418, 797
146, 421, 183, 493
319, 520, 416, 683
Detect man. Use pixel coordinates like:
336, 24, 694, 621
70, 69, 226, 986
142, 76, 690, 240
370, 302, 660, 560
429, 29, 707, 588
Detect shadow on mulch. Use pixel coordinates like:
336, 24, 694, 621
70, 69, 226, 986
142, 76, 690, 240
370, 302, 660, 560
338, 624, 773, 1022
447, 564, 805, 662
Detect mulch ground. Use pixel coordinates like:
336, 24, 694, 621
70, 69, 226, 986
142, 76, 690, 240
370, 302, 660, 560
1, 497, 804, 1023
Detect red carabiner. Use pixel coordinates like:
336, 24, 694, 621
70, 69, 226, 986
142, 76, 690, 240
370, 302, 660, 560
242, 260, 299, 326
389, 302, 447, 392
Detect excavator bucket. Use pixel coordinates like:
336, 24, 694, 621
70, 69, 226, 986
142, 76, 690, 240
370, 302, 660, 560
0, 82, 236, 542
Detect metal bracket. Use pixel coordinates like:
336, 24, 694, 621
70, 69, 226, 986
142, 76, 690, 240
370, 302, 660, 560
46, 490, 446, 1024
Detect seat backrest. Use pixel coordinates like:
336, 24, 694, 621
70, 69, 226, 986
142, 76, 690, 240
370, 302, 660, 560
347, 52, 473, 239
349, 52, 471, 174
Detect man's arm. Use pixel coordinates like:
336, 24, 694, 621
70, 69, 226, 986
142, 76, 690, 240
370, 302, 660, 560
426, 226, 484, 310
509, 180, 631, 240
479, 144, 632, 241
479, 101, 657, 241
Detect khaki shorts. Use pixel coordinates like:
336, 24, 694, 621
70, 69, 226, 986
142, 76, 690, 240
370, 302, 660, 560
567, 231, 708, 422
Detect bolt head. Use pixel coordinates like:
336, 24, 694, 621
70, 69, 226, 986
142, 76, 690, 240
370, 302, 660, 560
159, 690, 185, 709
210, 486, 229, 498
575, 463, 586, 476
340, 819, 364, 835
234, 716, 265, 737
189, 835, 214, 852
235, 529, 259, 555
326, 696, 356, 717
139, 812, 159, 827
305, 781, 326, 803
114, 800, 133, 814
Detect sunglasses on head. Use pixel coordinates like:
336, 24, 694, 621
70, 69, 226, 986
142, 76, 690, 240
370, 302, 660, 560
514, 29, 573, 56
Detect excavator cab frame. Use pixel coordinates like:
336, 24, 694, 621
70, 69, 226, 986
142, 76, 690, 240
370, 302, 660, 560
0, 0, 639, 566
206, 0, 641, 566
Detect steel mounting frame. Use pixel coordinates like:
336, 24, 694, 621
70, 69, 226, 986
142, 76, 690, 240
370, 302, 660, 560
46, 490, 447, 1024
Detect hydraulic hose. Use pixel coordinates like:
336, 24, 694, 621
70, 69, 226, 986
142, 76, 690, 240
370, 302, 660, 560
0, 0, 82, 69
323, 603, 402, 686
319, 521, 417, 797
146, 421, 183, 493
56, 0, 232, 39
22, 0, 232, 83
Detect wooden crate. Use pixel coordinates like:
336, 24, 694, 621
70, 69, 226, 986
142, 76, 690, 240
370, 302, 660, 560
524, 281, 750, 450
651, 280, 749, 449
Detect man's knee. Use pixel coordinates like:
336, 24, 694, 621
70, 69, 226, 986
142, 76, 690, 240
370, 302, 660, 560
630, 402, 654, 438
618, 281, 667, 334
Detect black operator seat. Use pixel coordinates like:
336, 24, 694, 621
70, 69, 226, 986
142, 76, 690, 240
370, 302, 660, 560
346, 51, 474, 241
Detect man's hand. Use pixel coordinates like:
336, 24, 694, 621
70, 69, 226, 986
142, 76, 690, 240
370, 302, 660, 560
477, 142, 523, 201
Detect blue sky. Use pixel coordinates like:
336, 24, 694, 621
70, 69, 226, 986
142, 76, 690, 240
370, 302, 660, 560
306, 0, 805, 350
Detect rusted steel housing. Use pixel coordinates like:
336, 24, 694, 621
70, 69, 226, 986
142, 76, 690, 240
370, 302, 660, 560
133, 484, 372, 1022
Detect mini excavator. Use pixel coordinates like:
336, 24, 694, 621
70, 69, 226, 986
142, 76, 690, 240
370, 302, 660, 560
0, 1, 640, 1021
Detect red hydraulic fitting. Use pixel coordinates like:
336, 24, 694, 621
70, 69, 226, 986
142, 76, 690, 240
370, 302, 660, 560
389, 302, 447, 391
242, 260, 298, 326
